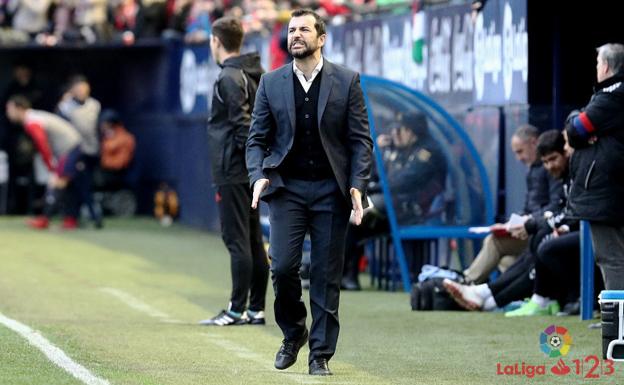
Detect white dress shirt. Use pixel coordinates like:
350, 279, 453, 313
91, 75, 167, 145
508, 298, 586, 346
293, 56, 324, 93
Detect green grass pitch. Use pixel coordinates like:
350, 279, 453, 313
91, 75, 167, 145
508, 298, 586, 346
0, 217, 621, 384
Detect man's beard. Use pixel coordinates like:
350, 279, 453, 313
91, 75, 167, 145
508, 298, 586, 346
288, 40, 316, 59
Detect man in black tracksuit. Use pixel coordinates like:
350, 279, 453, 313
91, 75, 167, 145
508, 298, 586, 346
200, 17, 269, 326
566, 43, 624, 290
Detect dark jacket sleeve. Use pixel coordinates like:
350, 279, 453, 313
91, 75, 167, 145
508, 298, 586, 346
218, 71, 251, 150
538, 173, 564, 217
525, 174, 564, 232
346, 73, 373, 193
246, 75, 272, 187
524, 215, 547, 234
566, 90, 624, 148
524, 165, 564, 219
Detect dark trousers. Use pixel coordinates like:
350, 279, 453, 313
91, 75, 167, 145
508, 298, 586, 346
488, 226, 555, 307
268, 178, 350, 363
217, 183, 269, 313
489, 250, 534, 307
67, 154, 100, 222
534, 231, 580, 304
43, 186, 66, 218
591, 223, 624, 290
44, 147, 82, 219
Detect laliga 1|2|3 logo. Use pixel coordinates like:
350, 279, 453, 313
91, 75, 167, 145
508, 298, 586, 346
496, 324, 616, 379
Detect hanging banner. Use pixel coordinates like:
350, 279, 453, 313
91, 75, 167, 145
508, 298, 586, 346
473, 0, 528, 104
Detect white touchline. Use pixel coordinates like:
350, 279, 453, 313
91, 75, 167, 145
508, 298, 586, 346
207, 336, 264, 361
99, 287, 182, 323
0, 312, 110, 385
204, 334, 354, 384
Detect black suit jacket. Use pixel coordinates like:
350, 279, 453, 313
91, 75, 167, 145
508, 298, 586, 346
246, 59, 373, 202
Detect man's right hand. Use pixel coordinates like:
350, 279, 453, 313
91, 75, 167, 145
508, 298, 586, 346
376, 134, 392, 147
251, 178, 269, 209
489, 223, 506, 232
48, 174, 68, 189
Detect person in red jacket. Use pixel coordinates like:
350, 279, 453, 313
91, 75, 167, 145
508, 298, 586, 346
99, 111, 135, 172
5, 95, 82, 229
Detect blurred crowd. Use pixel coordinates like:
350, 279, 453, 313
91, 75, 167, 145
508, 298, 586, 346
0, 0, 412, 46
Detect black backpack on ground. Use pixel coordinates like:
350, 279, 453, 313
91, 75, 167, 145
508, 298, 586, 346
410, 276, 465, 311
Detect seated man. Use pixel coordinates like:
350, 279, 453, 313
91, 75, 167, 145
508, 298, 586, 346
443, 130, 572, 311
89, 110, 138, 217
505, 130, 578, 316
341, 112, 447, 290
99, 110, 135, 174
378, 112, 447, 225
462, 124, 563, 284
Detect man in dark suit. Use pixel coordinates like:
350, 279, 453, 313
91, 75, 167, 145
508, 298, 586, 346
246, 8, 373, 376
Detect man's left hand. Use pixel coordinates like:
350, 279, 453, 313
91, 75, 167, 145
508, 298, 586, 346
349, 187, 364, 226
350, 188, 363, 225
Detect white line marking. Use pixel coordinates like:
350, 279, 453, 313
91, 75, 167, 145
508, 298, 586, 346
98, 289, 356, 383
99, 287, 182, 323
0, 312, 110, 385
207, 336, 264, 361
204, 334, 355, 384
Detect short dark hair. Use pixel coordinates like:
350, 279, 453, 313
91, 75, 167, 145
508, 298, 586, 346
68, 74, 88, 88
537, 129, 565, 157
211, 17, 244, 53
291, 8, 326, 36
8, 95, 31, 109
398, 111, 429, 137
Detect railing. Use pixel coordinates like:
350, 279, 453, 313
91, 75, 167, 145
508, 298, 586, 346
580, 220, 595, 321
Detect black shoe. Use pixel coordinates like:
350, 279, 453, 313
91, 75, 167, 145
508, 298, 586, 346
309, 358, 332, 375
274, 329, 308, 370
198, 310, 246, 326
341, 277, 361, 291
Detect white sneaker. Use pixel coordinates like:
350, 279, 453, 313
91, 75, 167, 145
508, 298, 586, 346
198, 310, 246, 326
442, 279, 484, 311
244, 310, 266, 325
